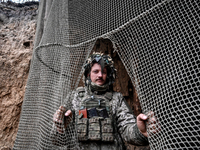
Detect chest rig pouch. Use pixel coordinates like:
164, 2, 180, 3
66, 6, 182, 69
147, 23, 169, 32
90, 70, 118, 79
76, 88, 114, 142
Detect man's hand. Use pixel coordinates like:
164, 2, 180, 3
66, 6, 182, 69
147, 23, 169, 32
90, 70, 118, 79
53, 106, 72, 133
137, 113, 148, 137
137, 112, 160, 137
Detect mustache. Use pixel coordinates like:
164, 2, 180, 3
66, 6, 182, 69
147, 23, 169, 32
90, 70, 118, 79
95, 78, 104, 81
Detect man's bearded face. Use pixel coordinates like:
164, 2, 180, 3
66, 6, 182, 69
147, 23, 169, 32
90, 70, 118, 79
90, 63, 107, 85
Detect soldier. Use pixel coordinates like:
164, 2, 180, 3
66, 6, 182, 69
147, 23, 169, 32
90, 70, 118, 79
53, 52, 158, 149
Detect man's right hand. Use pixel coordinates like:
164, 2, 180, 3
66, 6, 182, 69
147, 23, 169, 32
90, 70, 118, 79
53, 106, 72, 133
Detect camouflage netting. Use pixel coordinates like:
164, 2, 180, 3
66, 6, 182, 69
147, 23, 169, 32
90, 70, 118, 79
14, 0, 200, 149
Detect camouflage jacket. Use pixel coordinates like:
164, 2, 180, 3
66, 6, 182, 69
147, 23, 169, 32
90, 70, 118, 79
52, 86, 148, 150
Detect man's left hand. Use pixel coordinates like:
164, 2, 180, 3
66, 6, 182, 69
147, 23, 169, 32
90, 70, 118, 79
137, 112, 160, 137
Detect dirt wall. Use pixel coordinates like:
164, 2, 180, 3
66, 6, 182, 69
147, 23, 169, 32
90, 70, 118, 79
0, 2, 38, 149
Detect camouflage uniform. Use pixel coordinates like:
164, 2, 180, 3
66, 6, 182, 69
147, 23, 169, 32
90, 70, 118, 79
68, 83, 148, 150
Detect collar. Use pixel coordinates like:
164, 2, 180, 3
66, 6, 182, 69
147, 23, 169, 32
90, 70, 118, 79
88, 82, 109, 94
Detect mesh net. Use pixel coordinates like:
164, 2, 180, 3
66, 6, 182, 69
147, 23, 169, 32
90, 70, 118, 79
14, 0, 200, 149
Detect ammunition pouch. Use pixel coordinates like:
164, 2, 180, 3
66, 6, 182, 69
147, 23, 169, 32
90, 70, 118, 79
77, 118, 88, 141
88, 117, 101, 141
101, 118, 114, 142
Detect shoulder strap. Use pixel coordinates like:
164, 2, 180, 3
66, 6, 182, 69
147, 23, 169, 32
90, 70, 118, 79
76, 87, 85, 98
104, 91, 113, 101
76, 87, 85, 93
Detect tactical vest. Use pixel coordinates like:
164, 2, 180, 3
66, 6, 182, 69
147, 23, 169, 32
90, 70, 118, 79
76, 87, 114, 142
